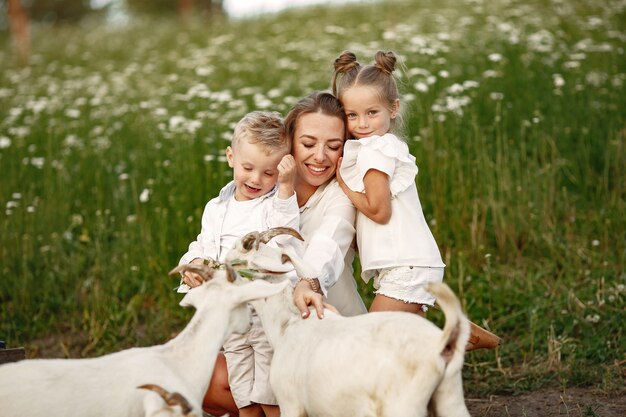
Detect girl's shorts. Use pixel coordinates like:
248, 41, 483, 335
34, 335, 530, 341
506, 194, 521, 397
373, 266, 444, 308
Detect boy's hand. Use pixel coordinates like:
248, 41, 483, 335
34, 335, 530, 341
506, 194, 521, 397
277, 154, 296, 199
182, 258, 206, 288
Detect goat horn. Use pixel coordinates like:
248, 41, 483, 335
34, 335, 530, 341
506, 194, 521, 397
259, 227, 304, 244
137, 384, 193, 415
168, 264, 214, 281
225, 263, 237, 283
241, 231, 261, 251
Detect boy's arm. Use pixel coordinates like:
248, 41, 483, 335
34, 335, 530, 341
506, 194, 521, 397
277, 154, 296, 200
178, 200, 220, 291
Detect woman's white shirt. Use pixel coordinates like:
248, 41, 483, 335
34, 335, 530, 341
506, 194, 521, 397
298, 179, 366, 316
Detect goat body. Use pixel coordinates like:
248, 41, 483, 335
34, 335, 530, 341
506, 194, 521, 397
252, 280, 470, 417
0, 273, 287, 417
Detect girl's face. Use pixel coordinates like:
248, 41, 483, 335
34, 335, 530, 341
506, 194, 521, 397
341, 86, 399, 139
291, 112, 345, 188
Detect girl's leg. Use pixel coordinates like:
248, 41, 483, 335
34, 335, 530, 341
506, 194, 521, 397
261, 404, 280, 417
202, 352, 240, 417
369, 293, 425, 316
238, 404, 264, 417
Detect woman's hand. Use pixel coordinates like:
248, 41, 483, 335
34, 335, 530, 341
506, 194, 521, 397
182, 258, 206, 288
293, 280, 325, 319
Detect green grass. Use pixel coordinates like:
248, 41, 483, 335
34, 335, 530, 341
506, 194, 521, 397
1, 0, 624, 395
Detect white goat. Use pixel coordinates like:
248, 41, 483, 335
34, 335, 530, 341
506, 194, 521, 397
228, 228, 471, 417
0, 266, 288, 417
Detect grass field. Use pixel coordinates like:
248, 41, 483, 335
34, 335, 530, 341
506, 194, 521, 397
1, 0, 624, 396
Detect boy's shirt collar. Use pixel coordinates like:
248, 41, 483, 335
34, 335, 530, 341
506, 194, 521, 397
217, 181, 278, 202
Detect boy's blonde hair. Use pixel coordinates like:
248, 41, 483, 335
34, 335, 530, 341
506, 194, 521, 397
232, 111, 289, 154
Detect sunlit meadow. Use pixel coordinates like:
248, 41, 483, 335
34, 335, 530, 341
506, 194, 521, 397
1, 0, 624, 395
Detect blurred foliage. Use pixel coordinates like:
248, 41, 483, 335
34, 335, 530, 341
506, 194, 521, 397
125, 0, 224, 16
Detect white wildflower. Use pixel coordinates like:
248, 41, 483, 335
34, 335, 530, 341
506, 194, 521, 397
414, 82, 429, 92
139, 188, 150, 203
195, 67, 213, 77
31, 157, 45, 169
65, 108, 81, 118
483, 69, 500, 78
0, 136, 11, 149
447, 83, 465, 94
488, 53, 503, 62
553, 74, 565, 88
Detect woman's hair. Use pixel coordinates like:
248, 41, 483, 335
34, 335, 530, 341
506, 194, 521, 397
331, 50, 402, 132
284, 91, 346, 141
232, 110, 288, 153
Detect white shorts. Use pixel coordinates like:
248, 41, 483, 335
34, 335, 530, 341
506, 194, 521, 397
373, 266, 444, 307
223, 310, 277, 408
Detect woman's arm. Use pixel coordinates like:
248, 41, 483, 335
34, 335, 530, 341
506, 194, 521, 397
292, 181, 357, 319
337, 161, 392, 224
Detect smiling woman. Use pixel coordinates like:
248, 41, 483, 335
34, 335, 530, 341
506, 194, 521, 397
200, 92, 366, 416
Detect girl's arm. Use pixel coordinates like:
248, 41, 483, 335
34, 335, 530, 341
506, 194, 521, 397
337, 160, 392, 224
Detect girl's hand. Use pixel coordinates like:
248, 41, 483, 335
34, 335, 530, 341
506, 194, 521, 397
277, 154, 296, 199
182, 258, 205, 288
293, 280, 324, 319
335, 157, 348, 191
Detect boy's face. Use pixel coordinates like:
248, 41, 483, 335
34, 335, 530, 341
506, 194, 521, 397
226, 137, 287, 201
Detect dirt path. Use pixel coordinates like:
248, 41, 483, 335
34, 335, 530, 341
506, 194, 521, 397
466, 387, 626, 417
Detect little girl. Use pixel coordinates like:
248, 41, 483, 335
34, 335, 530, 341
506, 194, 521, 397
332, 50, 444, 315
332, 50, 500, 349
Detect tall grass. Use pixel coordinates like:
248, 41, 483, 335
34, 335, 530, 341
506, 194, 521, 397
1, 0, 624, 394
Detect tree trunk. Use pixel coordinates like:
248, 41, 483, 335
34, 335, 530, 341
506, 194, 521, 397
8, 0, 30, 66
178, 0, 193, 21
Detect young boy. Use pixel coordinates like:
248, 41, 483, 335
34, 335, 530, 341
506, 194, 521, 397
178, 110, 297, 417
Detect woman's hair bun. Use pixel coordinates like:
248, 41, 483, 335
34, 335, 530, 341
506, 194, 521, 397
334, 50, 360, 73
374, 50, 396, 75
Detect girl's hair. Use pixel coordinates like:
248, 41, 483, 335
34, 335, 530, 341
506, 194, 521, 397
284, 91, 346, 141
232, 110, 288, 153
331, 50, 402, 132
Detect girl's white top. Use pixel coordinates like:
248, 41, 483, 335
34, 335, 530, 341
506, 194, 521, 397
339, 133, 445, 282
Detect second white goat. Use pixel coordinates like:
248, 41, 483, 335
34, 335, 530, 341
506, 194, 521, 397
0, 266, 287, 417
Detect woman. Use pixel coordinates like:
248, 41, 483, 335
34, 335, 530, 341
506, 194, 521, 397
201, 91, 366, 416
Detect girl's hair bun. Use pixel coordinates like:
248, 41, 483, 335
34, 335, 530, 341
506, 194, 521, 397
334, 50, 360, 73
374, 50, 396, 75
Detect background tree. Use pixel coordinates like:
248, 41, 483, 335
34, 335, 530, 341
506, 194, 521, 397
7, 0, 30, 65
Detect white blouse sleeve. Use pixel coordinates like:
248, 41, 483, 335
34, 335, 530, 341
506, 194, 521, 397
300, 183, 356, 295
179, 199, 219, 266
340, 133, 418, 197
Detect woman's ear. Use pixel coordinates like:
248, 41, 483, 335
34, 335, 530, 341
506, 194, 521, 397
390, 99, 400, 119
225, 146, 235, 168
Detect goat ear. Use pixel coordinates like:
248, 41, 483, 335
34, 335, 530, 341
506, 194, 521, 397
179, 287, 201, 308
235, 279, 289, 304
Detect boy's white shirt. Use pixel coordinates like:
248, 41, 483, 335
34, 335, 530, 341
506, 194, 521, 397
178, 181, 300, 291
